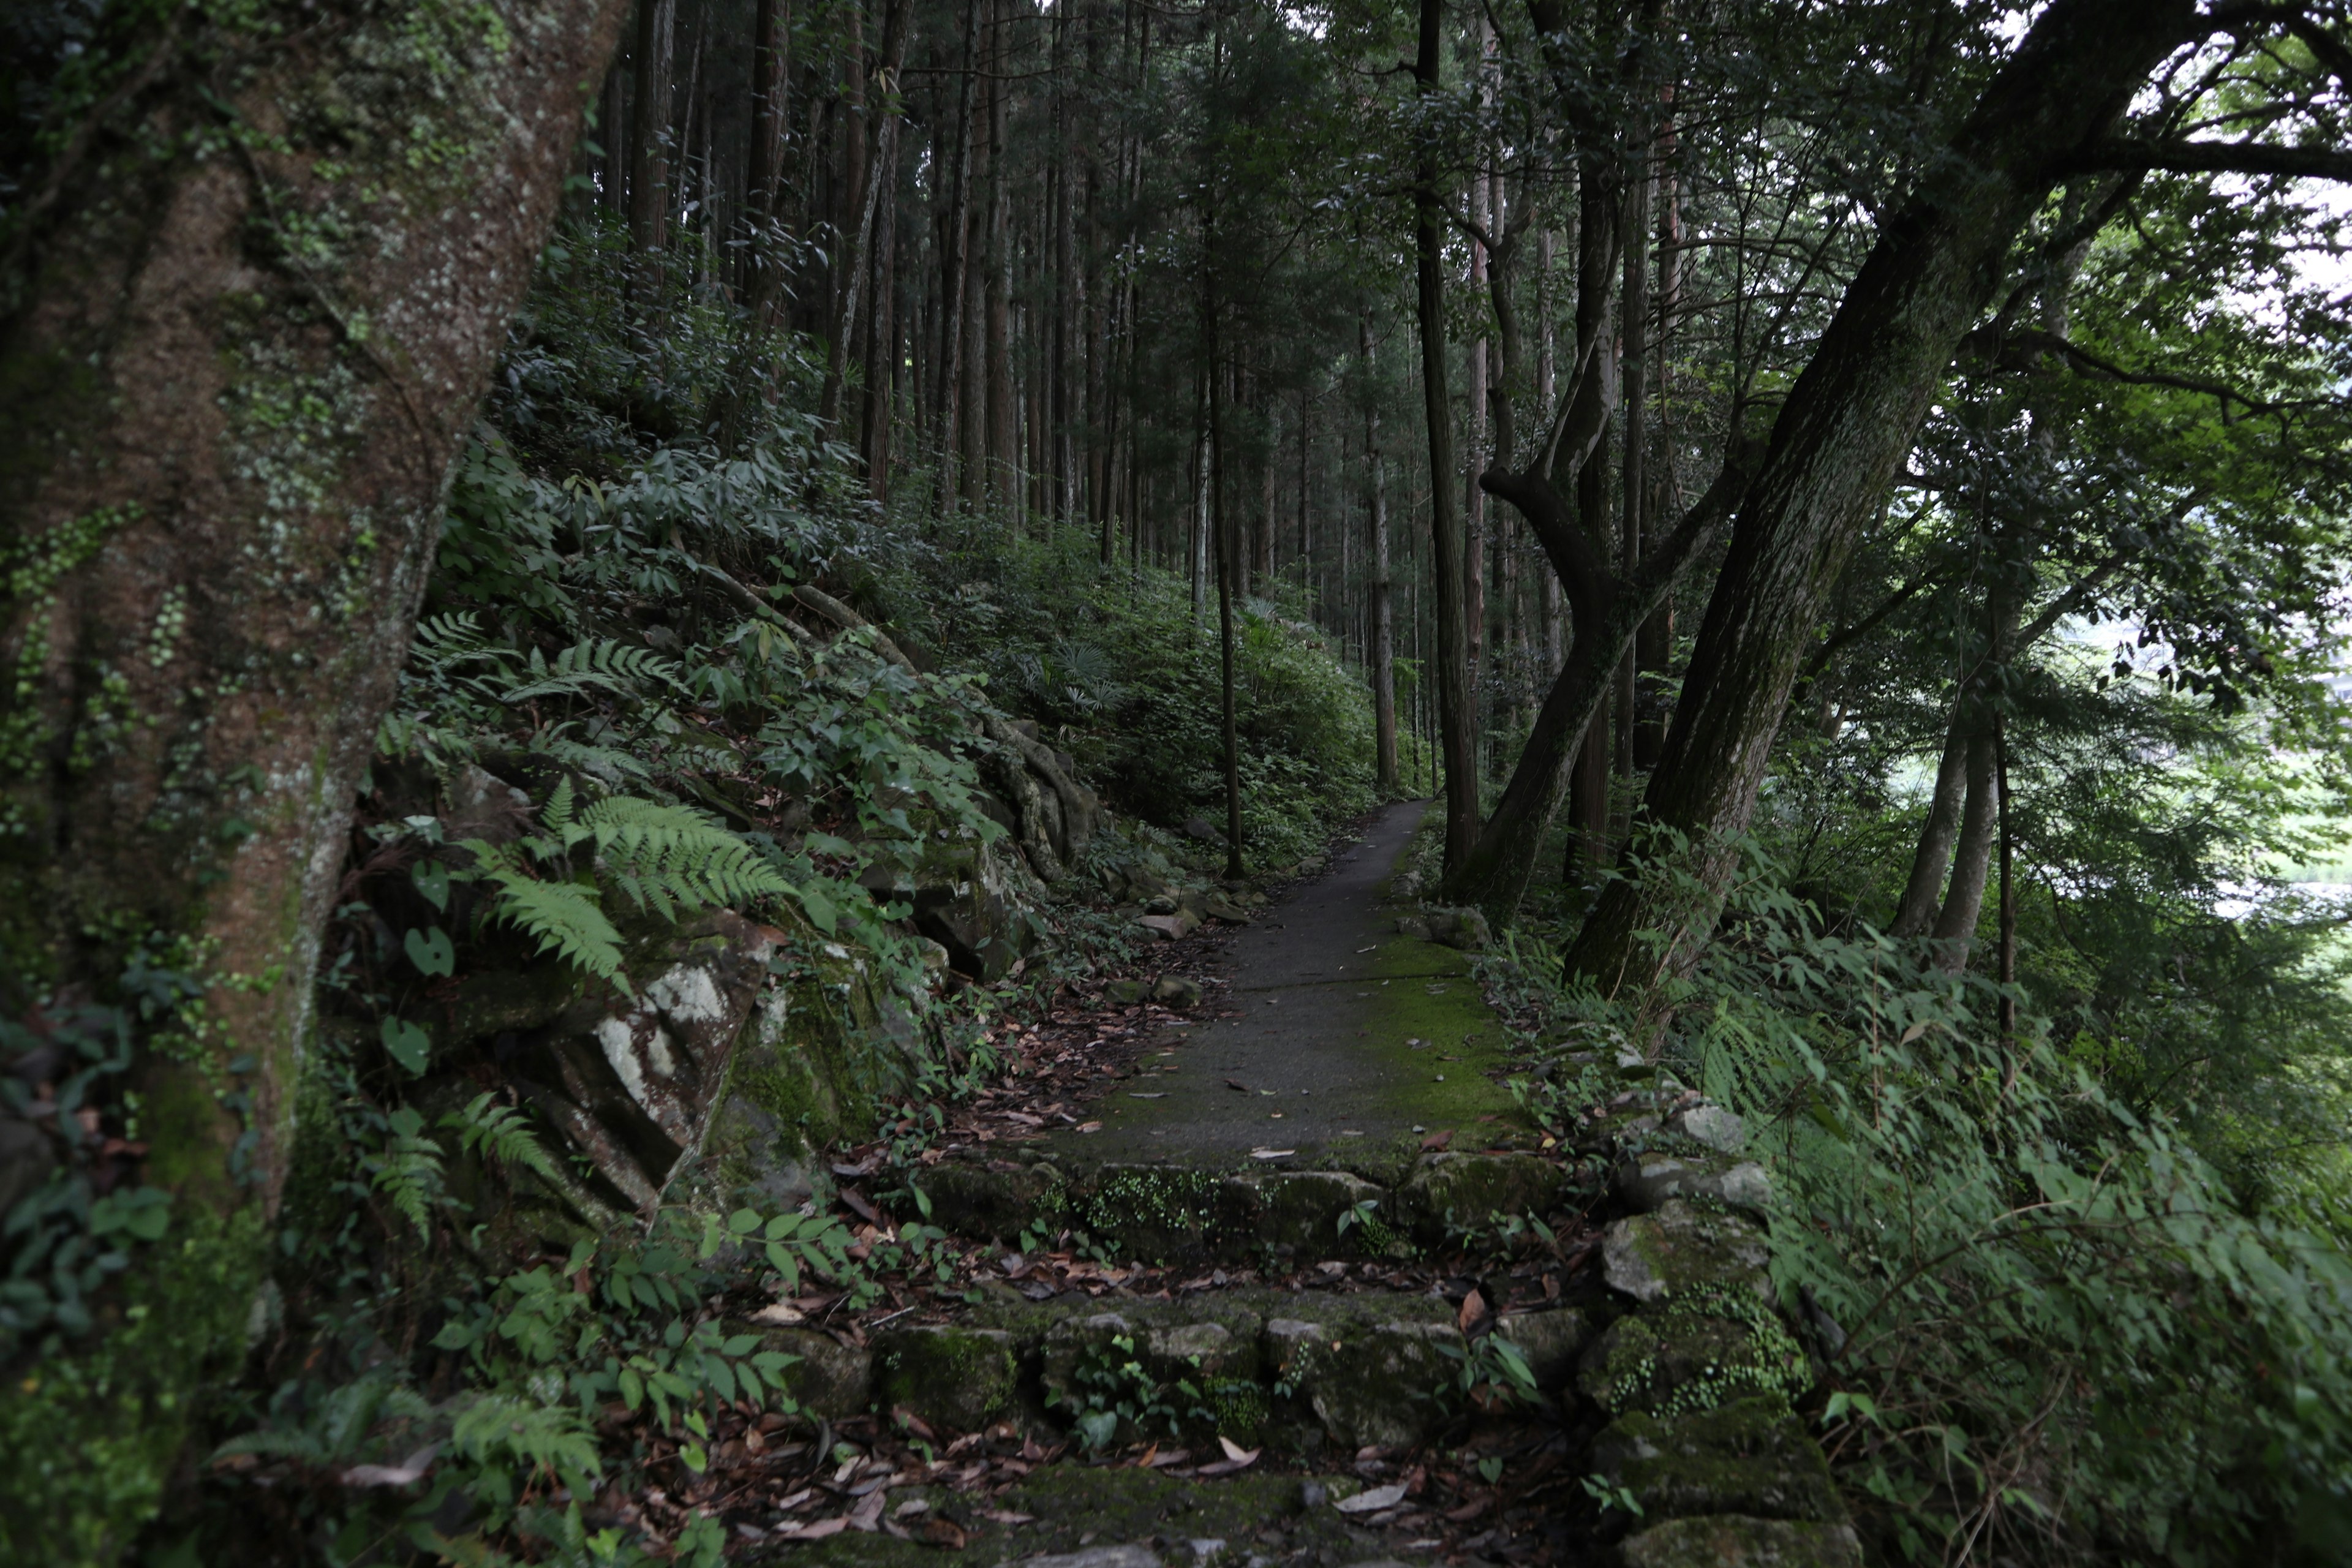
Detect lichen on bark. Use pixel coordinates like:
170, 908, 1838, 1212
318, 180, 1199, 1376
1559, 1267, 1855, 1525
0, 2, 631, 1558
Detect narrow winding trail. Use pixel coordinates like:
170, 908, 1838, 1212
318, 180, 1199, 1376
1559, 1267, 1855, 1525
1068, 800, 1530, 1171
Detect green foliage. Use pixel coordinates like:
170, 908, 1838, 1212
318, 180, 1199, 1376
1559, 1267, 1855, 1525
1051, 1332, 1212, 1452
1518, 845, 2352, 1566
458, 779, 796, 992
904, 530, 1376, 867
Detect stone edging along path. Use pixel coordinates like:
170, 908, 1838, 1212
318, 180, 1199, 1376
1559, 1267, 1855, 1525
734, 803, 1861, 1568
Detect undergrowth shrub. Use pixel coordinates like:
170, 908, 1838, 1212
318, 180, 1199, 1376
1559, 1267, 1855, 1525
1494, 838, 2352, 1567
895, 529, 1377, 868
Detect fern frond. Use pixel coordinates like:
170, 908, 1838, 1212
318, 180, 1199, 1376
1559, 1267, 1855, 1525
442, 1093, 567, 1190
478, 869, 628, 992
542, 777, 578, 833
372, 1108, 447, 1241
500, 638, 684, 704
581, 796, 793, 915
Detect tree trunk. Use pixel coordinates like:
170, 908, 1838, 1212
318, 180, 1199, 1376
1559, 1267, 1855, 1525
1566, 0, 2196, 996
936, 0, 980, 513
1414, 0, 1477, 868
1365, 308, 1398, 796
747, 0, 794, 328
1889, 717, 1970, 937
629, 0, 678, 273
1208, 262, 1245, 879
1929, 726, 1999, 968
0, 3, 627, 1553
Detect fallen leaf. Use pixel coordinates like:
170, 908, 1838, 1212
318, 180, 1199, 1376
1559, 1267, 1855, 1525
1226, 1079, 1248, 1091
1420, 1128, 1454, 1152
839, 1188, 883, 1224
1147, 1447, 1191, 1468
1218, 1436, 1260, 1464
1248, 1148, 1295, 1161
1076, 1121, 1103, 1134
1457, 1289, 1491, 1335
750, 1302, 807, 1327
1335, 1483, 1408, 1514
849, 1490, 888, 1532
1128, 1092, 1166, 1099
921, 1518, 969, 1549
778, 1518, 851, 1540
1444, 1495, 1494, 1523
976, 1509, 1037, 1525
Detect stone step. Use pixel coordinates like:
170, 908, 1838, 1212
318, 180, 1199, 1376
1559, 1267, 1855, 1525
747, 1283, 1595, 1455
915, 1150, 1586, 1267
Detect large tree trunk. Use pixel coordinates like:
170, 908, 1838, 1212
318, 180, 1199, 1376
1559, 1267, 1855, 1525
0, 3, 627, 1555
1414, 0, 1477, 866
1566, 0, 2196, 997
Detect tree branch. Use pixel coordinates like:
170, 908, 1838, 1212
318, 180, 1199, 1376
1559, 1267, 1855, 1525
2076, 135, 2352, 182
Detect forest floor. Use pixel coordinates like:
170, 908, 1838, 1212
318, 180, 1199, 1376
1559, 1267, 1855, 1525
677, 802, 1618, 1566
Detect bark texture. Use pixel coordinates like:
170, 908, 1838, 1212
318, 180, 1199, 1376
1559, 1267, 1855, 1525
1566, 0, 2198, 996
0, 3, 628, 1555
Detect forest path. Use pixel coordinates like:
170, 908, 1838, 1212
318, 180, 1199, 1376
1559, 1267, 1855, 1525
1057, 799, 1528, 1175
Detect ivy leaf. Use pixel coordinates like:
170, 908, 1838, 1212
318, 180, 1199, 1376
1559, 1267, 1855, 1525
412, 859, 451, 911
797, 883, 839, 936
404, 925, 455, 978
381, 1016, 431, 1074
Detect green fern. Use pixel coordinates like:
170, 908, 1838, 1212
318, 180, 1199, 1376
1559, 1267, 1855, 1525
464, 839, 629, 990
500, 638, 684, 705
372, 1107, 447, 1241
462, 784, 790, 993
580, 795, 793, 918
442, 1093, 567, 1190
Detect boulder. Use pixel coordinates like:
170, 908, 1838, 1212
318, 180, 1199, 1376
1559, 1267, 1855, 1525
514, 911, 780, 1216
1182, 815, 1229, 846
1615, 1153, 1773, 1216
1619, 1517, 1863, 1568
1150, 974, 1204, 1008
1602, 1200, 1774, 1306
1667, 1103, 1747, 1153
872, 1325, 1017, 1433
1201, 889, 1251, 923
1421, 907, 1491, 952
1395, 916, 1434, 941
1591, 1396, 1847, 1524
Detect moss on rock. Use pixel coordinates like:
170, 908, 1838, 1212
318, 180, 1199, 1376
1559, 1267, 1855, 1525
872, 1325, 1017, 1433
1592, 1396, 1848, 1525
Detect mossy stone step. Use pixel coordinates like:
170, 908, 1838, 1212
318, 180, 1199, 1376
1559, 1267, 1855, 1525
1590, 1395, 1849, 1525
739, 1285, 1599, 1453
919, 1151, 1581, 1266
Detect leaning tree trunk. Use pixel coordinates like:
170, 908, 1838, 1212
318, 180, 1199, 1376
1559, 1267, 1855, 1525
0, 4, 627, 1558
1565, 0, 2196, 998
1889, 718, 1972, 937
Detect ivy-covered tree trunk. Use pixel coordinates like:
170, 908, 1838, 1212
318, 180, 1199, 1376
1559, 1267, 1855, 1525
1565, 0, 2198, 997
0, 4, 627, 1559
